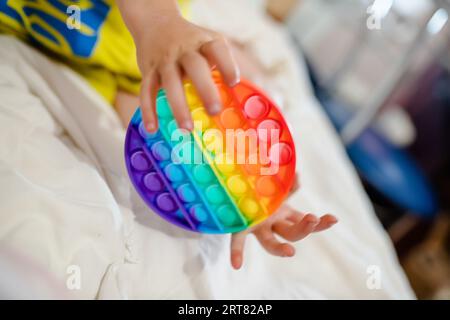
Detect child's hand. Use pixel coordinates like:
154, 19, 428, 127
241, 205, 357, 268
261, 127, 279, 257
118, 0, 240, 132
230, 205, 338, 270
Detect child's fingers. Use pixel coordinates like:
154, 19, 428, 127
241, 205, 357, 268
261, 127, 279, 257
286, 211, 306, 224
254, 228, 295, 257
230, 232, 247, 270
274, 213, 319, 242
271, 220, 296, 241
160, 65, 193, 130
139, 73, 159, 132
201, 37, 240, 87
313, 214, 338, 232
180, 52, 222, 115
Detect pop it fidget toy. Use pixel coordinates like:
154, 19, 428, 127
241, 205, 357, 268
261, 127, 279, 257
125, 72, 296, 233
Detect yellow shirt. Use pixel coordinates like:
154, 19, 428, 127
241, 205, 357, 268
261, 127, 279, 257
0, 0, 190, 103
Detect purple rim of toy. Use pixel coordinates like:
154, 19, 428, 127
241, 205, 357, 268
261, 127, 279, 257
124, 125, 197, 232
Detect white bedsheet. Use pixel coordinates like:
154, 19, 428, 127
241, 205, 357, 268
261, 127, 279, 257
0, 0, 415, 299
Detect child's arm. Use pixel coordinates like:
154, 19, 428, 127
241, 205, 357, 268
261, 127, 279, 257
117, 0, 240, 132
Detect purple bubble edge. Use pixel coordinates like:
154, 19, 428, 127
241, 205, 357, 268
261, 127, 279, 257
124, 124, 199, 233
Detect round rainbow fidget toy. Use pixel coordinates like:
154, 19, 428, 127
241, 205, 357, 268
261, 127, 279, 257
124, 73, 296, 233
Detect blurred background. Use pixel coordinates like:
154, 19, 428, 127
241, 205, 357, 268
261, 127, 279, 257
265, 0, 450, 299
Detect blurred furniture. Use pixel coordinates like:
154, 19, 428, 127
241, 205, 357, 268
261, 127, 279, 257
307, 63, 438, 218
288, 0, 446, 218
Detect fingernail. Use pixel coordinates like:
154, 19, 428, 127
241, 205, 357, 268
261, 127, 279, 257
209, 103, 222, 115
285, 247, 295, 257
229, 80, 239, 87
229, 76, 240, 87
146, 122, 156, 132
234, 258, 242, 270
230, 67, 241, 87
231, 253, 242, 270
182, 120, 193, 131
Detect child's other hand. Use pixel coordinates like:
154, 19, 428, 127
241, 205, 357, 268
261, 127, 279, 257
118, 0, 240, 133
230, 205, 338, 270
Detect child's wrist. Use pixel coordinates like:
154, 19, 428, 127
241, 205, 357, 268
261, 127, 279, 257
117, 0, 182, 38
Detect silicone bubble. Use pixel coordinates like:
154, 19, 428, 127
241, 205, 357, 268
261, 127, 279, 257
124, 72, 296, 233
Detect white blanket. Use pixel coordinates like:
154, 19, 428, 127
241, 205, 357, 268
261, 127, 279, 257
0, 0, 415, 299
